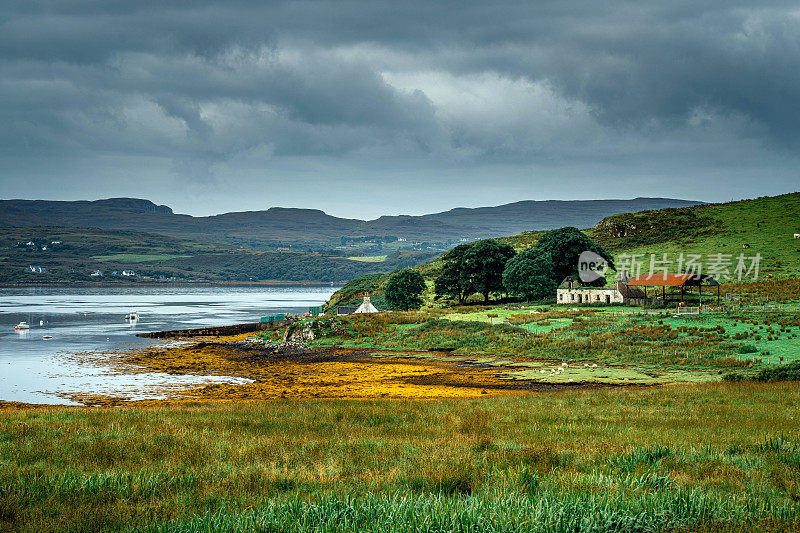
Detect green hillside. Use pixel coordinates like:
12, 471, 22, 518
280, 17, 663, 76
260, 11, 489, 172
588, 192, 800, 281
325, 193, 800, 308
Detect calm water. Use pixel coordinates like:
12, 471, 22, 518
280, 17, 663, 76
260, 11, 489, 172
0, 285, 338, 405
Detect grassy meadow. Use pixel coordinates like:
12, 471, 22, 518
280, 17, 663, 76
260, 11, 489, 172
2, 383, 800, 532
304, 304, 800, 373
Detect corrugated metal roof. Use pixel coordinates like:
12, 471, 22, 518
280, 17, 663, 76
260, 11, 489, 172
626, 273, 718, 287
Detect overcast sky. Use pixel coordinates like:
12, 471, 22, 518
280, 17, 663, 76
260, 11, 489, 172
1, 1, 798, 218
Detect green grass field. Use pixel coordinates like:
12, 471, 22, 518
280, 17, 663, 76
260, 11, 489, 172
308, 305, 800, 374
2, 383, 799, 532
346, 255, 389, 262
91, 253, 194, 262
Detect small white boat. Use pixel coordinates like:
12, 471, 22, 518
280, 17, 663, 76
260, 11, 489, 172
14, 322, 29, 330
42, 335, 52, 340
124, 311, 139, 320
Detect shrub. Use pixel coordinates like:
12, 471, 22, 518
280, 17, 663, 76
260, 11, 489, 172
754, 361, 800, 382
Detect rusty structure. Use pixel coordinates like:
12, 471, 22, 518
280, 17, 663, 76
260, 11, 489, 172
626, 273, 720, 305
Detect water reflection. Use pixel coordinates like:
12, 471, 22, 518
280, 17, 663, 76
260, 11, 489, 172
0, 285, 337, 404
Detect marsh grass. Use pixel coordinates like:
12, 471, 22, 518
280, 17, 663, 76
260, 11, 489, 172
1, 382, 799, 531
311, 308, 800, 369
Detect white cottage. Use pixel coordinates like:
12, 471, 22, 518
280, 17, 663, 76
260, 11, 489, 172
354, 296, 380, 313
556, 276, 641, 305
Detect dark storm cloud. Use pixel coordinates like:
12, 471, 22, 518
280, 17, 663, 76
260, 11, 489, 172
0, 0, 798, 204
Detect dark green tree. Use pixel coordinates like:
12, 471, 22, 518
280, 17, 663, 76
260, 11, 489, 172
462, 239, 516, 303
502, 227, 614, 300
502, 249, 557, 300
385, 269, 427, 310
434, 243, 475, 304
534, 227, 614, 286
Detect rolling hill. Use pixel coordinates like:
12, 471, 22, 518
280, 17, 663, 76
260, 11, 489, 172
325, 192, 800, 308
0, 197, 702, 250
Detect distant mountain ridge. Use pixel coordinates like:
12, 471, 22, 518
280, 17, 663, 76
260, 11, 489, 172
0, 197, 703, 249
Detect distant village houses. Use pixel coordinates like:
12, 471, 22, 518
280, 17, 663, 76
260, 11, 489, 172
27, 265, 46, 273
90, 270, 103, 277
121, 270, 136, 277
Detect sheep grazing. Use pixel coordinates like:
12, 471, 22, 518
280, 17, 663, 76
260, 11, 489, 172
591, 363, 598, 369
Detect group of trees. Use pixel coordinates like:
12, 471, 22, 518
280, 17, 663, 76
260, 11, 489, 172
382, 227, 614, 310
436, 227, 614, 303
434, 240, 516, 304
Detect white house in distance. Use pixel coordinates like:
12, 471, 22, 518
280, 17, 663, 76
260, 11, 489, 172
90, 270, 103, 277
556, 276, 645, 305
121, 270, 136, 277
354, 296, 379, 313
27, 265, 46, 273
557, 277, 624, 304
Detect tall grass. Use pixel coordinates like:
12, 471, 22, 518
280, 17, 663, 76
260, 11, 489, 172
1, 382, 799, 531
314, 310, 775, 367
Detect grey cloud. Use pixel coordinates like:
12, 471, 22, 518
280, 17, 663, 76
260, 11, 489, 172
0, 0, 798, 209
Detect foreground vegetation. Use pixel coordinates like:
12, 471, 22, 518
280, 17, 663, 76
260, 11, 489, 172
2, 383, 799, 532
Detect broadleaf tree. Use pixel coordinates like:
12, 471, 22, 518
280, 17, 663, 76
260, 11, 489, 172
502, 249, 557, 300
385, 269, 427, 310
434, 243, 475, 304
534, 227, 614, 286
462, 239, 516, 303
502, 227, 615, 300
